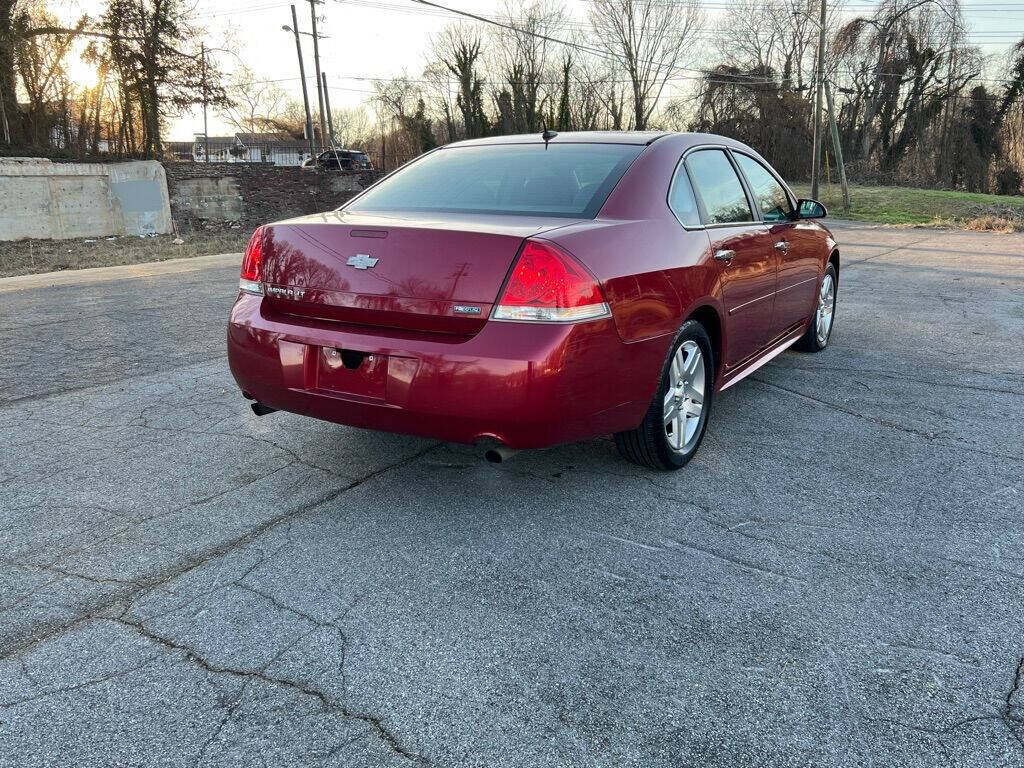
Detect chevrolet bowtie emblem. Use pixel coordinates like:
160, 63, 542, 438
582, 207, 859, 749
347, 253, 378, 269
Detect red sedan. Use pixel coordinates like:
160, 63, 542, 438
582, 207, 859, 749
228, 131, 838, 470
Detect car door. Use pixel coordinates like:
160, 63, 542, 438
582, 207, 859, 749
733, 152, 818, 334
685, 148, 776, 368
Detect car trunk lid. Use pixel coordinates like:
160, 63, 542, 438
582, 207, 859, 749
259, 210, 582, 335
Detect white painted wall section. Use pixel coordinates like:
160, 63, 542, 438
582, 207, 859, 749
0, 159, 173, 241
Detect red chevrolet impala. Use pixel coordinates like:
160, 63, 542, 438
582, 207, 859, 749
228, 131, 837, 470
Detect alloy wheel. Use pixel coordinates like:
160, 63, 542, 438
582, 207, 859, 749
663, 340, 705, 453
816, 272, 835, 345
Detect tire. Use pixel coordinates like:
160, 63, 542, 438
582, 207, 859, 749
614, 320, 714, 471
796, 262, 837, 352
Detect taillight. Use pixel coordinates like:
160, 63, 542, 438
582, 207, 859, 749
239, 227, 264, 295
492, 240, 609, 322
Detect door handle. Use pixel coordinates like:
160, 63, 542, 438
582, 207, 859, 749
713, 249, 735, 263
774, 240, 790, 253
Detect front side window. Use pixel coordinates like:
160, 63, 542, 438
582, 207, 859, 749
734, 154, 792, 222
345, 143, 643, 218
685, 149, 753, 225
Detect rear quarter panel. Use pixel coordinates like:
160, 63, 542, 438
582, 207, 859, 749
544, 135, 724, 346
541, 136, 728, 411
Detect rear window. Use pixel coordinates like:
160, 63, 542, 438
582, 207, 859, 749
345, 143, 643, 218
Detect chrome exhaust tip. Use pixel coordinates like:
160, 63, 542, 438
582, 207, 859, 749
483, 444, 518, 464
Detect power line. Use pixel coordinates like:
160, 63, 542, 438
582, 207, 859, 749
245, 69, 1020, 102
333, 0, 1024, 51
208, 0, 1024, 106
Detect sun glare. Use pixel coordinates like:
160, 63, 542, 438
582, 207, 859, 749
68, 49, 100, 90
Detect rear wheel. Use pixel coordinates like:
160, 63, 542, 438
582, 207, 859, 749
614, 320, 714, 471
796, 262, 837, 352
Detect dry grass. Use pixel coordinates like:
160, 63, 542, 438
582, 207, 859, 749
790, 183, 1024, 229
0, 231, 249, 279
964, 215, 1019, 233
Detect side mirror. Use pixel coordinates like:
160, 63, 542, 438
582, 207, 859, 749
797, 199, 827, 219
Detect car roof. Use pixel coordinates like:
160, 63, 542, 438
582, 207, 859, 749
444, 131, 756, 153
448, 131, 668, 147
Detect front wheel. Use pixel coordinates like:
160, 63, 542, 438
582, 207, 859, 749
614, 320, 714, 471
796, 262, 837, 352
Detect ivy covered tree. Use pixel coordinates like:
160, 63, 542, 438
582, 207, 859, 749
101, 0, 223, 158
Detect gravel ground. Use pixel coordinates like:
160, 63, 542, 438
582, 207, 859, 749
0, 222, 1022, 767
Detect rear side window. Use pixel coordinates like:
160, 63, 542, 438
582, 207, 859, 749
345, 144, 643, 218
686, 149, 753, 225
668, 162, 700, 227
734, 153, 792, 222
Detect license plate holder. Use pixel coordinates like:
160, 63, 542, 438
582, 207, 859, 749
315, 347, 386, 399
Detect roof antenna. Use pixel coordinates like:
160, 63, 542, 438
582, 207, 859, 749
541, 124, 558, 149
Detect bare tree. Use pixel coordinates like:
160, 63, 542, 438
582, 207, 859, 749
588, 0, 703, 129
433, 24, 489, 138
102, 0, 221, 158
569, 47, 615, 130
489, 0, 564, 133
332, 105, 373, 147
714, 0, 836, 91
12, 1, 82, 145
372, 74, 436, 158
421, 60, 459, 142
833, 0, 969, 176
218, 65, 288, 134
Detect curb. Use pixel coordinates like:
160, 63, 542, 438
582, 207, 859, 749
0, 252, 243, 293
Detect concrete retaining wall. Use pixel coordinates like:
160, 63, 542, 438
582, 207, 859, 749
0, 159, 173, 241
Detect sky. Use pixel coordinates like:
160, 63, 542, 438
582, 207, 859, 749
51, 0, 1024, 141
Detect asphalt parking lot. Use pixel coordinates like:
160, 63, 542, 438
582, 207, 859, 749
1, 222, 1022, 767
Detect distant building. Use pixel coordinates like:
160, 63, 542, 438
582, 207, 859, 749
189, 135, 239, 164
48, 124, 110, 154
174, 133, 312, 166
165, 141, 195, 162
233, 133, 310, 166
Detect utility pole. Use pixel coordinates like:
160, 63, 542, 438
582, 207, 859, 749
308, 0, 328, 151
810, 0, 827, 199
290, 5, 316, 161
322, 72, 336, 148
200, 43, 210, 163
824, 80, 849, 212
0, 77, 11, 144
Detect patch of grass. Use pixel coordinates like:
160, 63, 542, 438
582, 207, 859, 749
0, 231, 249, 279
789, 183, 1024, 228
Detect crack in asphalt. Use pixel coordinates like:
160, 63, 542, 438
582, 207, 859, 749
749, 376, 943, 439
0, 442, 440, 663
0, 653, 164, 709
193, 676, 252, 768
0, 442, 441, 765
0, 353, 230, 409
750, 376, 1024, 463
843, 234, 938, 268
867, 656, 1024, 754
1005, 658, 1024, 732
768, 363, 1024, 396
0, 459, 299, 579
135, 419, 352, 481
108, 614, 430, 765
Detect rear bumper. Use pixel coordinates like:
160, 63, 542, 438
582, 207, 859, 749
227, 294, 665, 449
